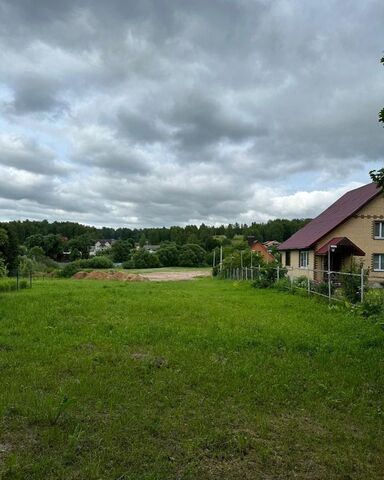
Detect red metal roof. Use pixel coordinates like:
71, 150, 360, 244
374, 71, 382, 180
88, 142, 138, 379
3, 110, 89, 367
315, 237, 365, 256
278, 183, 381, 251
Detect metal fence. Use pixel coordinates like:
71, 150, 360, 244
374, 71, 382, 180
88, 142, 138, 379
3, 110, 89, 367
5, 269, 33, 291
218, 265, 367, 303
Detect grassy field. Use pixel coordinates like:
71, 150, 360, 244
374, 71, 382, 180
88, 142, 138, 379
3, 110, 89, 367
0, 278, 383, 479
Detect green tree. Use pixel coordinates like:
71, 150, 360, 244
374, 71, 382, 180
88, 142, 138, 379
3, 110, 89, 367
111, 240, 133, 262
178, 244, 206, 267
132, 249, 160, 268
158, 244, 179, 267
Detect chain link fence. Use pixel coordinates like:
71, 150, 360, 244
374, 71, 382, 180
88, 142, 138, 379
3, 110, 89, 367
217, 265, 367, 303
0, 269, 33, 292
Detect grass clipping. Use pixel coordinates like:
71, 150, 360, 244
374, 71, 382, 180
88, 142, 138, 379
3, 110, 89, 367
72, 270, 148, 282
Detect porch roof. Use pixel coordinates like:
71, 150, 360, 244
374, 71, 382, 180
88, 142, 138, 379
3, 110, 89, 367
315, 237, 365, 256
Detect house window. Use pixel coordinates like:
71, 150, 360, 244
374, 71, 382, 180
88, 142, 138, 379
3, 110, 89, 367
373, 254, 384, 271
285, 251, 291, 267
374, 221, 384, 239
299, 250, 309, 268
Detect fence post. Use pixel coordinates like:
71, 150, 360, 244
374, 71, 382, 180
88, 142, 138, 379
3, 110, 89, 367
360, 267, 364, 303
307, 272, 310, 296
276, 265, 280, 282
258, 265, 261, 280
328, 269, 331, 302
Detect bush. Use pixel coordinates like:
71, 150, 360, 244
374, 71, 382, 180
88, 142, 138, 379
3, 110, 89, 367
273, 278, 291, 291
311, 281, 331, 296
59, 262, 82, 278
132, 250, 161, 269
252, 264, 286, 289
85, 256, 114, 269
340, 262, 366, 304
178, 244, 206, 267
19, 279, 28, 289
293, 276, 309, 289
122, 259, 134, 269
0, 279, 17, 292
158, 244, 179, 267
360, 289, 384, 318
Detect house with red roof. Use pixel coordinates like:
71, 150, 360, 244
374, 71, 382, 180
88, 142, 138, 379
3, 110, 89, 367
278, 183, 384, 282
247, 237, 276, 263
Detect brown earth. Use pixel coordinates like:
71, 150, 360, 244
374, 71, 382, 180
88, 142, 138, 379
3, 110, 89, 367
72, 271, 148, 282
142, 270, 211, 281
72, 270, 211, 282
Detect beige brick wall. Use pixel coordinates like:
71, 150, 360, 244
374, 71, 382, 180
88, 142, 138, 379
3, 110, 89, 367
315, 193, 384, 282
284, 250, 315, 280
281, 193, 384, 283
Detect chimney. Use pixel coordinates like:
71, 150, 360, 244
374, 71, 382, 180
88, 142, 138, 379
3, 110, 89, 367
247, 236, 255, 247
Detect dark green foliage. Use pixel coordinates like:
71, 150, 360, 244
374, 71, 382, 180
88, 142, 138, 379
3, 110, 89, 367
122, 259, 134, 269
68, 234, 95, 259
360, 290, 384, 319
370, 167, 384, 191
59, 257, 114, 277
341, 262, 366, 304
311, 281, 330, 296
157, 244, 179, 266
178, 244, 206, 267
111, 240, 134, 262
86, 257, 114, 269
252, 264, 287, 289
132, 249, 161, 268
3, 219, 310, 250
59, 262, 83, 278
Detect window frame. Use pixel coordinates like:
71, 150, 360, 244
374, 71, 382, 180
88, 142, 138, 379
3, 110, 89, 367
374, 221, 384, 239
299, 250, 309, 269
373, 253, 384, 272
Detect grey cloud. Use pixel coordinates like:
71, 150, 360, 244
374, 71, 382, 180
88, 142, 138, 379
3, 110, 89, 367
0, 135, 68, 175
0, 0, 382, 226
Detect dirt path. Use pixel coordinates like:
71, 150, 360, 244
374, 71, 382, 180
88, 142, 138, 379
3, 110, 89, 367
142, 270, 211, 281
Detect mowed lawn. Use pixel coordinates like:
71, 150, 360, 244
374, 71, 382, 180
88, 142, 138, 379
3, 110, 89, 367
0, 279, 384, 479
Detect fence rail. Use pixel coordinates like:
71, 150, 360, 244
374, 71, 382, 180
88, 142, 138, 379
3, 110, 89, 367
218, 266, 366, 303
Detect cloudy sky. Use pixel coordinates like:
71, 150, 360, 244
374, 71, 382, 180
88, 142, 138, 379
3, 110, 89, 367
0, 0, 383, 228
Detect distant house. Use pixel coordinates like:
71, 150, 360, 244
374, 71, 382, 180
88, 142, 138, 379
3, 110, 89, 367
263, 240, 280, 249
278, 183, 384, 282
135, 244, 161, 253
247, 237, 276, 263
89, 239, 115, 256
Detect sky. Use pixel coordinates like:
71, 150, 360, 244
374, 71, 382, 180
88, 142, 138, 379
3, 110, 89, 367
0, 0, 383, 228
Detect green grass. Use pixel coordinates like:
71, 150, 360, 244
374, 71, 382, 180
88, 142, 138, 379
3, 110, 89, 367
0, 278, 383, 479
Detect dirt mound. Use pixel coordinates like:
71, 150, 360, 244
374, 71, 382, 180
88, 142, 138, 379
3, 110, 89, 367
72, 270, 147, 282
72, 271, 88, 279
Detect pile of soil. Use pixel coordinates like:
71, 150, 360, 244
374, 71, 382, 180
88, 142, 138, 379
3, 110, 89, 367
72, 271, 148, 282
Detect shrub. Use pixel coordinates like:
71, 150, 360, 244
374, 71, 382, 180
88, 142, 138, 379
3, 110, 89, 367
340, 262, 367, 304
178, 244, 207, 267
293, 276, 309, 289
0, 279, 17, 292
360, 289, 384, 318
132, 250, 161, 269
19, 279, 28, 289
311, 281, 331, 296
59, 261, 82, 278
158, 244, 179, 267
122, 259, 134, 269
273, 278, 291, 291
252, 264, 286, 289
86, 256, 114, 269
